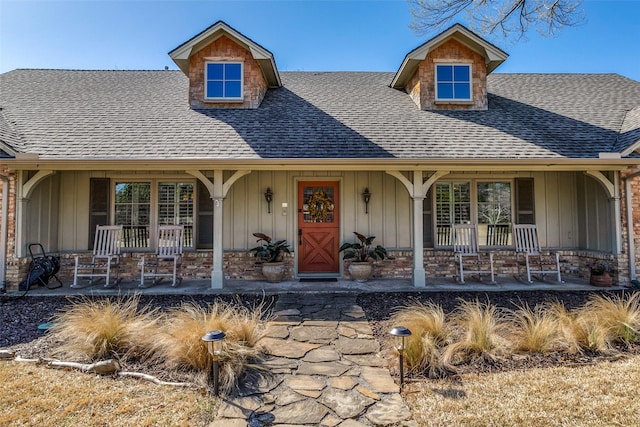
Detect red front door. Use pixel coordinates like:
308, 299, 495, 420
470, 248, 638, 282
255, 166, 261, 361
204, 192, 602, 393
297, 181, 340, 274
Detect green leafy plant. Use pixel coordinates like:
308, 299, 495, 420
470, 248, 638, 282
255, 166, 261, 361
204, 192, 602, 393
339, 232, 387, 262
249, 232, 291, 263
588, 260, 616, 275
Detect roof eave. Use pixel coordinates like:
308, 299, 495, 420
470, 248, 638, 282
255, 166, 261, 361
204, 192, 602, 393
4, 157, 638, 172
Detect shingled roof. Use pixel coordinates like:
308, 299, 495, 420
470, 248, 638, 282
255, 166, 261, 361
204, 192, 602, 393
0, 69, 639, 162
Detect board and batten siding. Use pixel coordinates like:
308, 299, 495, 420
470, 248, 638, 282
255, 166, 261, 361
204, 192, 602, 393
224, 171, 413, 251
29, 169, 613, 253
23, 172, 61, 253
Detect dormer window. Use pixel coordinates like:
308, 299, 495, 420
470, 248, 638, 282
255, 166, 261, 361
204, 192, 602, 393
435, 64, 472, 102
205, 62, 243, 101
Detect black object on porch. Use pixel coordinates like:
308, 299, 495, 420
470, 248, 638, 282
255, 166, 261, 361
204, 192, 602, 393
19, 243, 63, 291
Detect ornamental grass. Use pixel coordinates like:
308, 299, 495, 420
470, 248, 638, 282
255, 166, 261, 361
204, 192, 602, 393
509, 301, 562, 353
389, 301, 453, 377
443, 299, 511, 364
581, 291, 640, 345
549, 301, 614, 354
146, 298, 269, 395
49, 294, 159, 361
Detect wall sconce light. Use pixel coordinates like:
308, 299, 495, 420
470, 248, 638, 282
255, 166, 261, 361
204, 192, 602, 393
389, 325, 412, 387
264, 187, 273, 213
362, 187, 371, 214
201, 329, 226, 396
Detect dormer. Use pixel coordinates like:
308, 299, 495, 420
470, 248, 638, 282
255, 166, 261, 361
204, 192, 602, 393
390, 24, 508, 111
169, 21, 281, 109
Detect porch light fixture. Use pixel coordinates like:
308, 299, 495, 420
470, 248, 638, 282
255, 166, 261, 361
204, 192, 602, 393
264, 187, 273, 213
389, 325, 412, 386
362, 187, 371, 214
201, 329, 226, 396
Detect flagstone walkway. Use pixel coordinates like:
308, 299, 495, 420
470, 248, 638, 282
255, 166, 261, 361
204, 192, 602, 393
210, 293, 416, 427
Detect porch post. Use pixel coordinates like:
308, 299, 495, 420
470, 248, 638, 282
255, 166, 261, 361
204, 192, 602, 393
412, 194, 426, 288
411, 170, 425, 287
613, 171, 622, 255
211, 196, 224, 289
15, 172, 27, 257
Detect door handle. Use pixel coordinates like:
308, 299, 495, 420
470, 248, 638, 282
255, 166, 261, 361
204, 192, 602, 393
298, 229, 302, 245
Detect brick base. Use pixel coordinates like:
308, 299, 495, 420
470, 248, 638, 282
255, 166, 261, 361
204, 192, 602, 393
2, 249, 622, 291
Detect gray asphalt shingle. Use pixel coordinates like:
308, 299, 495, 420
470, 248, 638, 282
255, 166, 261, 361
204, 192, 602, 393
0, 69, 638, 160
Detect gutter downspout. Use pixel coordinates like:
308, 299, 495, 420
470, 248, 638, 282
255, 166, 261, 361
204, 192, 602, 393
0, 175, 8, 291
624, 171, 640, 282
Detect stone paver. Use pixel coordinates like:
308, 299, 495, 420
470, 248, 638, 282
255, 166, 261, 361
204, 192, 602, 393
214, 294, 414, 426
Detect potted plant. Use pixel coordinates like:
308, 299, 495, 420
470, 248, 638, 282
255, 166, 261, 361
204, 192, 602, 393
339, 232, 387, 282
249, 232, 291, 283
588, 260, 614, 287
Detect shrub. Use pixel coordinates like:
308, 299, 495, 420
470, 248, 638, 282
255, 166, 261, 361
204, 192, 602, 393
549, 301, 613, 354
147, 298, 269, 395
444, 299, 511, 363
582, 292, 640, 345
49, 295, 159, 361
509, 302, 561, 353
390, 301, 453, 377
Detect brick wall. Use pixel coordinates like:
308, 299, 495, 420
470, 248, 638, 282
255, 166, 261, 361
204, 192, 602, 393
621, 165, 640, 283
187, 35, 268, 109
0, 167, 17, 288
405, 38, 488, 111
2, 246, 624, 290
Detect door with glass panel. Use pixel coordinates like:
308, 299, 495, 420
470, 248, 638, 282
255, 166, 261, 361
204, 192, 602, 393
297, 181, 340, 274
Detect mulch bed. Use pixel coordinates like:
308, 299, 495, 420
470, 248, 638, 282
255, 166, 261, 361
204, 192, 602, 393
1, 289, 638, 379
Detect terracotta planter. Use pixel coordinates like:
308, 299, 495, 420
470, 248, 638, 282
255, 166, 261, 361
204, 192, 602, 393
261, 262, 286, 283
590, 271, 613, 287
348, 262, 373, 282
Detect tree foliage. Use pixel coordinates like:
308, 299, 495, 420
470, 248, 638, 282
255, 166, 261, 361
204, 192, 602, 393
408, 0, 585, 38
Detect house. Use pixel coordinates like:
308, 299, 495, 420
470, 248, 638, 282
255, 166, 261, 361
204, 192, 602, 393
1, 21, 639, 291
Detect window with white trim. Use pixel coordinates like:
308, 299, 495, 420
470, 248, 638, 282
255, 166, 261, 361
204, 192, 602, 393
205, 62, 243, 101
425, 180, 515, 247
114, 181, 195, 249
435, 64, 472, 101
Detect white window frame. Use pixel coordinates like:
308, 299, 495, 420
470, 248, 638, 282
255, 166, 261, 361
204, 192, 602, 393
204, 61, 244, 102
435, 63, 472, 102
431, 179, 514, 248
112, 179, 196, 250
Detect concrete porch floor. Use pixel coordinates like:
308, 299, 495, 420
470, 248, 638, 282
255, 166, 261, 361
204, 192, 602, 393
7, 274, 627, 297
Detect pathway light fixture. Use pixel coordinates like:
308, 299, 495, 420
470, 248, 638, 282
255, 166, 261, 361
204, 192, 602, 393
201, 329, 226, 396
389, 325, 412, 386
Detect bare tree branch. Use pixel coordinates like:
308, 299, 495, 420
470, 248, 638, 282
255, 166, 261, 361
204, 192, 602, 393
408, 0, 584, 39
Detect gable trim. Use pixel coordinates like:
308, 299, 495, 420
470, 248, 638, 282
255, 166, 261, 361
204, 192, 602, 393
391, 23, 508, 90
169, 20, 281, 88
619, 107, 640, 157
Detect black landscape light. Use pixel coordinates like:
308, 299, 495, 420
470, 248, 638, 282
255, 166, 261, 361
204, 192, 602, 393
389, 325, 412, 386
201, 329, 226, 396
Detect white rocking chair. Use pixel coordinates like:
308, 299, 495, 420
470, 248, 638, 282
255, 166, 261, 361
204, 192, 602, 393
139, 225, 184, 288
513, 224, 563, 283
72, 225, 123, 288
453, 224, 496, 284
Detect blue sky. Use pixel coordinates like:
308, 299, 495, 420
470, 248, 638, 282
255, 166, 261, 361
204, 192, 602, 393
0, 0, 638, 80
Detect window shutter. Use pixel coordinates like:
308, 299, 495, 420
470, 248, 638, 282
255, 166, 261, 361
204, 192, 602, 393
515, 178, 535, 224
89, 178, 110, 247
197, 180, 213, 249
423, 187, 433, 247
